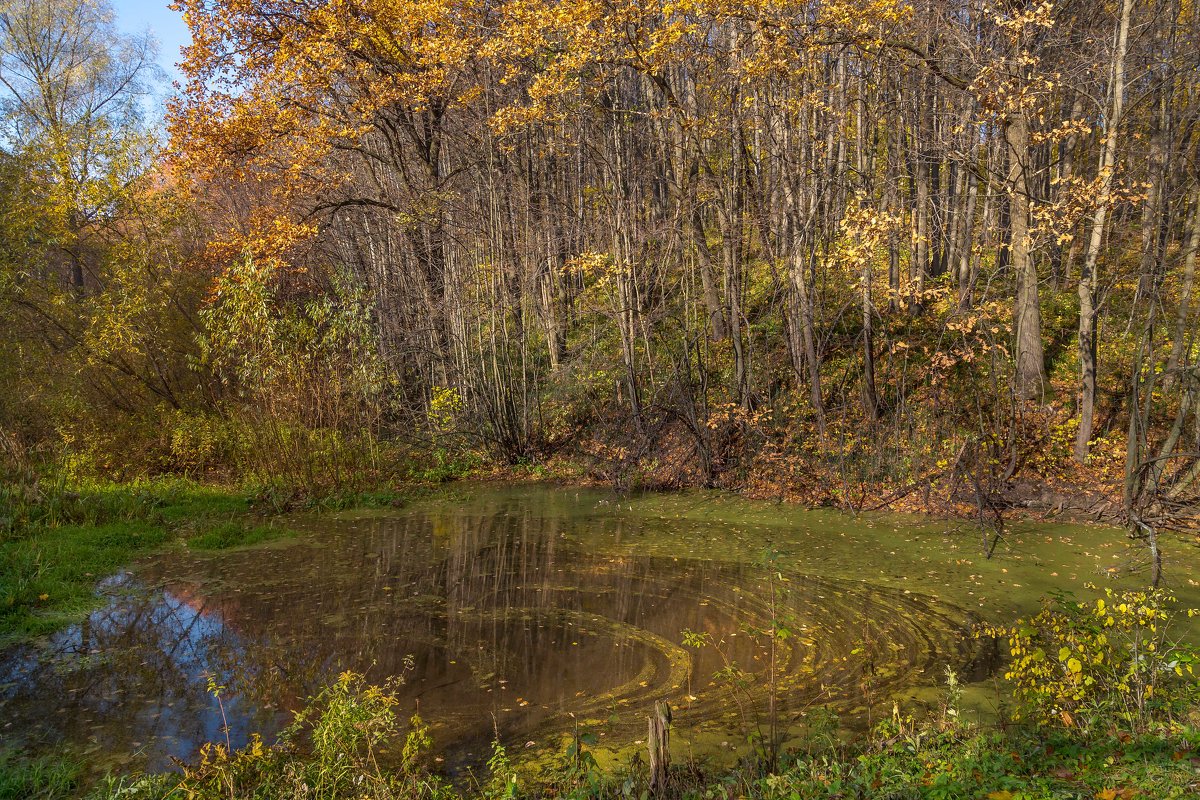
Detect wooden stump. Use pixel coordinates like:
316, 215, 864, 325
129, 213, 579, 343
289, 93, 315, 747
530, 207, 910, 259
648, 700, 671, 794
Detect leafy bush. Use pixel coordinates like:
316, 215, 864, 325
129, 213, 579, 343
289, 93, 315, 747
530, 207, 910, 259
409, 448, 483, 483
161, 671, 450, 800
982, 588, 1200, 733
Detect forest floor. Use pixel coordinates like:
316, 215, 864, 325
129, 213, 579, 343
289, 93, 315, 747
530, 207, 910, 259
478, 450, 1133, 529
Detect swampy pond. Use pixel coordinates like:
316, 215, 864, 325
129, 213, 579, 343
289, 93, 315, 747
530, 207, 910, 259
4, 485, 1200, 776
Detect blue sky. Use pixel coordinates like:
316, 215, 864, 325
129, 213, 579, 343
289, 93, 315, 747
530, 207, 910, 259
112, 0, 192, 85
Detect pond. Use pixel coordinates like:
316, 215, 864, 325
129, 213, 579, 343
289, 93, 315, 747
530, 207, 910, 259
3, 484, 1198, 776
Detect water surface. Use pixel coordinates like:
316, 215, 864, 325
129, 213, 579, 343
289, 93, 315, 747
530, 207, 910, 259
3, 485, 1196, 774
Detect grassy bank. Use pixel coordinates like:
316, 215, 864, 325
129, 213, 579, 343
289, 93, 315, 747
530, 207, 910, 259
0, 478, 292, 643
0, 471, 447, 644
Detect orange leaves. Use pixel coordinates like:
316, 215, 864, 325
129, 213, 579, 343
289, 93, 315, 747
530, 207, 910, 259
166, 0, 954, 286
170, 0, 479, 271
170, 0, 915, 161
481, 0, 912, 135
485, 0, 693, 133
994, 0, 1058, 39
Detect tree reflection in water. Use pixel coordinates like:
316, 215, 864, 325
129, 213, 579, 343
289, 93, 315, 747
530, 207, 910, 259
0, 490, 977, 774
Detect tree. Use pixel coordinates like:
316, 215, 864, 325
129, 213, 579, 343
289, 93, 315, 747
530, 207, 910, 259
0, 0, 157, 288
0, 0, 193, 463
1074, 0, 1132, 462
154, 0, 1200, 515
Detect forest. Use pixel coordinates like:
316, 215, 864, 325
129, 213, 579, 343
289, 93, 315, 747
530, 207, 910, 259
2, 0, 1200, 525
3, 0, 1200, 798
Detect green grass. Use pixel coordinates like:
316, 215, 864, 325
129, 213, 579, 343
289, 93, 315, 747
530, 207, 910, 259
0, 476, 249, 533
1, 520, 171, 639
0, 477, 257, 643
0, 752, 79, 800
5, 704, 1196, 799
186, 520, 294, 550
738, 726, 1200, 800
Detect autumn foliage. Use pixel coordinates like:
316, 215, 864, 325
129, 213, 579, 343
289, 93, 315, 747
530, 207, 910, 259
0, 0, 1197, 522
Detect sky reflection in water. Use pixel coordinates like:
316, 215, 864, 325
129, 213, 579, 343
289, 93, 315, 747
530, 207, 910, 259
4, 485, 1193, 774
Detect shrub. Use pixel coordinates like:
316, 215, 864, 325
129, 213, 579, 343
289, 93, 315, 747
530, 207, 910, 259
982, 588, 1200, 733
167, 670, 450, 799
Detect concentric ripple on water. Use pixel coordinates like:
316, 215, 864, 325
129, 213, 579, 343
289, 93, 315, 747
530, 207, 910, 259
0, 487, 991, 774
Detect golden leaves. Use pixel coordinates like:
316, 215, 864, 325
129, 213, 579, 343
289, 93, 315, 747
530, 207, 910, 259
1095, 788, 1137, 800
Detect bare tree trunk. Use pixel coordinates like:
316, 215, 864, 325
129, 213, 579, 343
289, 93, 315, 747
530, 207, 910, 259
862, 254, 879, 418
956, 169, 979, 310
791, 246, 825, 434
1164, 184, 1200, 391
690, 207, 729, 340
1075, 0, 1132, 461
648, 701, 671, 794
1007, 111, 1046, 400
